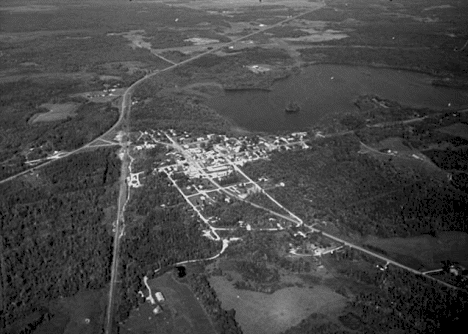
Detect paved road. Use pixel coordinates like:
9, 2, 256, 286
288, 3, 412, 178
163, 130, 461, 291
312, 227, 458, 290
104, 139, 130, 334
0, 3, 326, 187
103, 8, 335, 331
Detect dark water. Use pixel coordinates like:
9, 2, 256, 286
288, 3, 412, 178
207, 65, 468, 132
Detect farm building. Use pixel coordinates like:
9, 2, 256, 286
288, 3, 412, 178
153, 305, 163, 315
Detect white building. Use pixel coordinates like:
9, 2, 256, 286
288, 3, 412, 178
155, 291, 165, 302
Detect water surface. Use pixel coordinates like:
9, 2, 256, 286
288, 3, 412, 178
208, 65, 468, 132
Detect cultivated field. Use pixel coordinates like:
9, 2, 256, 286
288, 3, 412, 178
209, 275, 345, 334
120, 272, 216, 334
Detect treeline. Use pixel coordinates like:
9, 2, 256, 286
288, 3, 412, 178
350, 267, 468, 333
282, 313, 351, 334
235, 260, 280, 284
424, 147, 468, 171
130, 94, 233, 135
5, 31, 168, 73
185, 273, 243, 334
0, 148, 120, 331
116, 170, 220, 322
326, 248, 468, 333
300, 46, 468, 78
355, 111, 468, 149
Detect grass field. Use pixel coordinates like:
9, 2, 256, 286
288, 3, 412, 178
209, 275, 345, 334
33, 289, 107, 334
30, 103, 79, 123
120, 272, 216, 334
364, 231, 468, 270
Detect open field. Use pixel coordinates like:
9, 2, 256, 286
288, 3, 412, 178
30, 103, 79, 123
120, 272, 216, 334
364, 231, 468, 270
359, 138, 444, 178
34, 289, 108, 334
210, 275, 345, 334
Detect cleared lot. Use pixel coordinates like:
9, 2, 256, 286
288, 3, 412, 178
30, 103, 79, 123
121, 272, 216, 334
209, 275, 345, 334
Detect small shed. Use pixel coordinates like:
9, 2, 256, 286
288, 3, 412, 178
153, 305, 163, 315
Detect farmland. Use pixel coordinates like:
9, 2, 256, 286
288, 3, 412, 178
120, 272, 217, 334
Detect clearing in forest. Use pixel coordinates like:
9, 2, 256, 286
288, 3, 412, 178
120, 272, 216, 334
209, 275, 345, 334
364, 231, 468, 270
30, 103, 79, 124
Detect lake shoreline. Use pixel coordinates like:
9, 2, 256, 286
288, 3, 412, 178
208, 64, 468, 133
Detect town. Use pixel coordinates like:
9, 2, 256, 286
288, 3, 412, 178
127, 128, 344, 257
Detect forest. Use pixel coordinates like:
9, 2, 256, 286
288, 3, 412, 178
0, 148, 120, 332
184, 271, 243, 334
243, 134, 468, 238
332, 249, 468, 333
299, 0, 468, 80
116, 168, 221, 323
130, 94, 233, 135
0, 78, 119, 180
280, 247, 468, 334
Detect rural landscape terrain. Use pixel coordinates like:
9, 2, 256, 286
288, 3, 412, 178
1, 0, 468, 333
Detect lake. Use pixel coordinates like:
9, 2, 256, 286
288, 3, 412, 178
207, 65, 468, 132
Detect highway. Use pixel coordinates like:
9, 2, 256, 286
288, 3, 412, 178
102, 6, 329, 333
0, 2, 462, 331
161, 129, 461, 291
311, 227, 458, 290
0, 3, 328, 187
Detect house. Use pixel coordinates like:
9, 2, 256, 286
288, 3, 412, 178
155, 291, 165, 302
